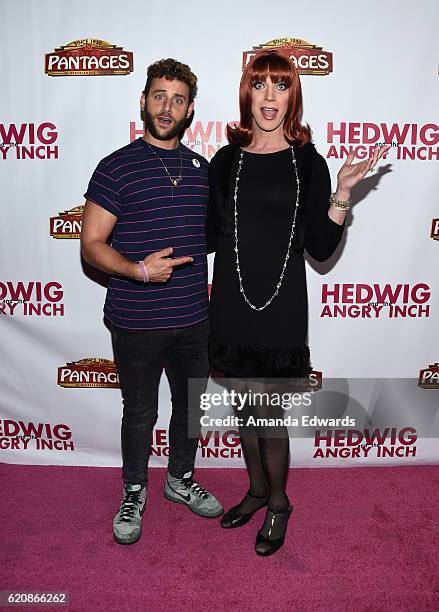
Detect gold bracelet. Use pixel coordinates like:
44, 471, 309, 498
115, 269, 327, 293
329, 192, 352, 211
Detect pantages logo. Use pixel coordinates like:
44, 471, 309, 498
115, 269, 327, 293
300, 369, 322, 391
431, 218, 439, 240
45, 39, 134, 77
320, 283, 431, 319
50, 205, 83, 239
57, 358, 120, 388
242, 38, 333, 75
418, 363, 439, 389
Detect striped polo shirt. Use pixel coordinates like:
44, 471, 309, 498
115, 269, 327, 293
84, 138, 209, 330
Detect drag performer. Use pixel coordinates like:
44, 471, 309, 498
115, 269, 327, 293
207, 50, 389, 555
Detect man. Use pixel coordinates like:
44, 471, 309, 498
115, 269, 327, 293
81, 58, 223, 545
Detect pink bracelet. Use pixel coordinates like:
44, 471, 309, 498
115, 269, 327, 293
138, 261, 149, 284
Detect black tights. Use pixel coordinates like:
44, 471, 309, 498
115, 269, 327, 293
233, 380, 291, 515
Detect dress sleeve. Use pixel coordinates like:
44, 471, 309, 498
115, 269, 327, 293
304, 151, 345, 262
84, 160, 123, 218
206, 155, 219, 254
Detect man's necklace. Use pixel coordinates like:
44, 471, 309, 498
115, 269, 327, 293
145, 140, 183, 187
233, 146, 300, 311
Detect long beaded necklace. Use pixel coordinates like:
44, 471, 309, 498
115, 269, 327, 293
233, 146, 300, 311
145, 141, 183, 198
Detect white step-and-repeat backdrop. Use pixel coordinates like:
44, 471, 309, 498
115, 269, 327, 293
1, 0, 438, 469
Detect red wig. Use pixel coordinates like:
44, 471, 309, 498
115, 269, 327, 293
227, 50, 311, 147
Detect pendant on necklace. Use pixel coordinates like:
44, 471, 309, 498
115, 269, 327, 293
172, 177, 182, 186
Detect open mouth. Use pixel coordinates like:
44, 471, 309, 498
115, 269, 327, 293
157, 115, 173, 127
260, 107, 278, 120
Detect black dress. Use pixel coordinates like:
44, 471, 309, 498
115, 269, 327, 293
207, 142, 345, 378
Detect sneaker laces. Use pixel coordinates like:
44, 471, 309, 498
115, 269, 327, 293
119, 489, 143, 522
180, 476, 209, 499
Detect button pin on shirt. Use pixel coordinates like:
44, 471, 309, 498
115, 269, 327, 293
192, 158, 200, 168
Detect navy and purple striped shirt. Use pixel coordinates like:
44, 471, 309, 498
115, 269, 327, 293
84, 138, 209, 330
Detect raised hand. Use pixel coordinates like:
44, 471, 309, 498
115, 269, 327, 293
143, 247, 193, 283
336, 144, 391, 197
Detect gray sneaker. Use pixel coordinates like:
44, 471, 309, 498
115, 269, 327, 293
164, 471, 223, 518
113, 483, 146, 544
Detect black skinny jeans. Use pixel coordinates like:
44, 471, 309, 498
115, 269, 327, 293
111, 319, 209, 487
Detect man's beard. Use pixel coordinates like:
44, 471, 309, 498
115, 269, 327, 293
144, 109, 187, 142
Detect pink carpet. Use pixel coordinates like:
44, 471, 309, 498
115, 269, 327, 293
0, 463, 438, 611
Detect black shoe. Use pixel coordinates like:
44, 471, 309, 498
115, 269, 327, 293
255, 505, 293, 556
220, 491, 268, 529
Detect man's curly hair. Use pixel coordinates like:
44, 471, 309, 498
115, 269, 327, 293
143, 58, 198, 104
